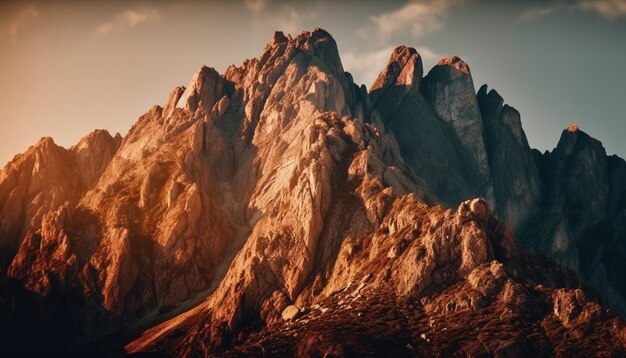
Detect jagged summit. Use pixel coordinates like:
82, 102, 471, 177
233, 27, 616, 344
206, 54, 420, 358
35, 136, 56, 147
370, 45, 423, 94
555, 123, 605, 156
477, 84, 504, 106
309, 26, 335, 41
164, 85, 185, 117
175, 65, 227, 113
270, 30, 288, 45
391, 44, 418, 58
72, 129, 121, 149
436, 55, 471, 74
567, 122, 580, 132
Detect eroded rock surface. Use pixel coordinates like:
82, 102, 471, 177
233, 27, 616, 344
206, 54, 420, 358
477, 85, 541, 233
422, 56, 495, 207
525, 127, 626, 316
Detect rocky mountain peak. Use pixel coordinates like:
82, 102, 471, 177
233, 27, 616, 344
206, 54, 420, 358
567, 123, 580, 133
555, 124, 606, 159
370, 45, 423, 94
310, 26, 333, 41
0, 128, 121, 270
176, 65, 227, 114
270, 30, 289, 46
71, 129, 119, 151
226, 27, 345, 89
437, 55, 471, 74
164, 86, 186, 117
477, 84, 504, 110
391, 44, 418, 58
368, 45, 424, 126
219, 27, 360, 147
295, 27, 344, 77
422, 53, 495, 207
34, 136, 57, 151
528, 124, 610, 271
70, 129, 122, 187
476, 85, 527, 146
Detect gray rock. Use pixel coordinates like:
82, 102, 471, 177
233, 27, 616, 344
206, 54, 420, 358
523, 126, 626, 315
422, 56, 495, 207
477, 85, 541, 232
370, 47, 478, 208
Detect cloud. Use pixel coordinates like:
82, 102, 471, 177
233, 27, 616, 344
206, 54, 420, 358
414, 46, 442, 64
342, 46, 394, 87
342, 46, 442, 88
2, 4, 39, 47
97, 7, 160, 35
245, 0, 269, 13
516, 5, 558, 22
363, 0, 465, 41
517, 0, 626, 23
270, 6, 303, 34
247, 2, 322, 36
578, 0, 626, 20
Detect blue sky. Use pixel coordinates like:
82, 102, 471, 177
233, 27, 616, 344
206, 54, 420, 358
0, 0, 625, 165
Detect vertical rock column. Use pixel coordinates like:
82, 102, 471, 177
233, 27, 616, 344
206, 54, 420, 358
422, 57, 495, 207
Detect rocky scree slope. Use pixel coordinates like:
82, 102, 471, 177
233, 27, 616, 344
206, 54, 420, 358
0, 28, 624, 355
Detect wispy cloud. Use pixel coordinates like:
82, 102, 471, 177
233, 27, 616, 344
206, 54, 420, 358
517, 0, 626, 23
247, 1, 322, 36
342, 47, 394, 87
97, 7, 160, 35
245, 0, 269, 13
517, 5, 558, 22
1, 4, 39, 47
342, 46, 442, 88
362, 0, 465, 41
414, 46, 442, 64
270, 6, 303, 34
579, 0, 626, 20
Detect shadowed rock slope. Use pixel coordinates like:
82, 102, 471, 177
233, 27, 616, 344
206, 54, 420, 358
374, 43, 626, 318
0, 28, 625, 356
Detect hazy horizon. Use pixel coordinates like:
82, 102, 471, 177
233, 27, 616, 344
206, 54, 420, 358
1, 0, 625, 165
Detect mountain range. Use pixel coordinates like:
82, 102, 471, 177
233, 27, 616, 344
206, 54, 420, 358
1, 28, 625, 356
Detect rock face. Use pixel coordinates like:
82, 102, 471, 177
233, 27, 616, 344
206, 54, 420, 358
477, 85, 541, 232
422, 56, 495, 207
0, 28, 625, 356
371, 44, 626, 319
370, 46, 477, 208
523, 127, 626, 315
371, 49, 541, 232
0, 131, 121, 266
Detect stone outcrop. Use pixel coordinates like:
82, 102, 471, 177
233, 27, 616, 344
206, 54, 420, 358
523, 127, 626, 315
422, 56, 495, 207
0, 131, 121, 266
370, 45, 423, 118
370, 46, 477, 208
477, 85, 541, 232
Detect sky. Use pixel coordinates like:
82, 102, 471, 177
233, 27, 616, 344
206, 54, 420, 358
0, 0, 625, 166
